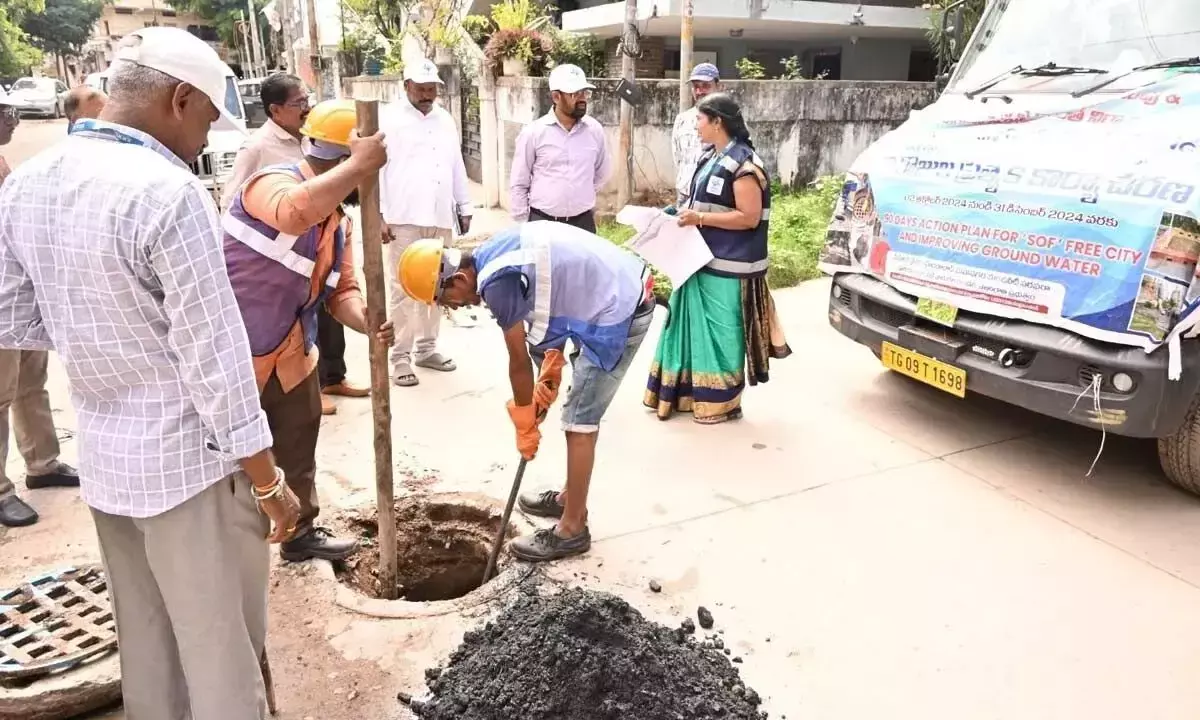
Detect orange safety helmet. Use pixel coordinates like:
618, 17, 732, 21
299, 99, 357, 147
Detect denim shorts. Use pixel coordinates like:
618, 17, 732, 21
530, 304, 654, 433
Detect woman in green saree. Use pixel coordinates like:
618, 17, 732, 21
644, 93, 791, 424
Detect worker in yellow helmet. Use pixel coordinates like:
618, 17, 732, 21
397, 222, 655, 562
221, 99, 395, 563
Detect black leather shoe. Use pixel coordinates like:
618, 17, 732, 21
0, 495, 39, 527
26, 462, 81, 490
280, 527, 359, 562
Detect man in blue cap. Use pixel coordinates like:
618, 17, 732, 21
671, 62, 721, 206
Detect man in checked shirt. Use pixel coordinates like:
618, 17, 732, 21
0, 28, 301, 718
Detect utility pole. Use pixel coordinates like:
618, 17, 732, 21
247, 0, 265, 77
306, 0, 323, 99
679, 0, 693, 111
280, 0, 295, 73
617, 0, 637, 208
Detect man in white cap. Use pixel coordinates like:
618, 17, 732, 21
672, 62, 721, 206
509, 63, 610, 233
379, 58, 472, 387
0, 27, 299, 719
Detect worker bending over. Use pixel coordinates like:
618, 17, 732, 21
397, 221, 655, 561
222, 98, 393, 562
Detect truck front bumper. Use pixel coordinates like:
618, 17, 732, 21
828, 273, 1200, 439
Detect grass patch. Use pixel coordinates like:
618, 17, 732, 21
597, 176, 841, 297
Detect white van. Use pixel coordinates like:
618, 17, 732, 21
820, 1, 1200, 493
97, 63, 247, 203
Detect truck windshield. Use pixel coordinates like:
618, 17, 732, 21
950, 0, 1200, 93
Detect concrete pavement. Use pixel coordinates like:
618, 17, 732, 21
4, 118, 1200, 719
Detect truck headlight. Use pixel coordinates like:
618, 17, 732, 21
1111, 372, 1135, 393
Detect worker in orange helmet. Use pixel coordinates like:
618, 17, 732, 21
221, 99, 395, 563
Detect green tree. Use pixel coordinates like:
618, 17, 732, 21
167, 0, 267, 47
21, 0, 105, 73
0, 0, 44, 76
925, 0, 985, 72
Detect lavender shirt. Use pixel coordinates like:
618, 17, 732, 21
509, 113, 611, 221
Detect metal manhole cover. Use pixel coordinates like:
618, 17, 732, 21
0, 565, 117, 682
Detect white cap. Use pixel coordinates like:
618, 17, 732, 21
548, 64, 594, 93
113, 26, 235, 124
404, 59, 444, 85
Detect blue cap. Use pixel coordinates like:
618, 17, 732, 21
689, 63, 720, 82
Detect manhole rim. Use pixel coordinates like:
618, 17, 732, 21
322, 492, 538, 619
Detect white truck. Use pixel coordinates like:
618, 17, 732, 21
95, 63, 247, 204
820, 0, 1200, 492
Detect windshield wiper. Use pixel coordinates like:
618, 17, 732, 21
1072, 56, 1200, 98
964, 62, 1107, 100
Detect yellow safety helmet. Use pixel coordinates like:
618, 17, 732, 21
398, 239, 460, 304
299, 99, 357, 147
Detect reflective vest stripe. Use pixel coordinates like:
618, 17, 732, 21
692, 202, 770, 220
707, 257, 769, 274
223, 212, 338, 288
477, 236, 553, 345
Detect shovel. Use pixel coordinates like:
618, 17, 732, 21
481, 351, 566, 584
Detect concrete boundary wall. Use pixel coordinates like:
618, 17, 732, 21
343, 75, 937, 211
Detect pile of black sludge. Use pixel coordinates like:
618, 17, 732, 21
407, 587, 767, 720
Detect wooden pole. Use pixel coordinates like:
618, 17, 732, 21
679, 0, 694, 112
617, 0, 637, 208
355, 100, 397, 600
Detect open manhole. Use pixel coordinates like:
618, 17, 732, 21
336, 495, 521, 603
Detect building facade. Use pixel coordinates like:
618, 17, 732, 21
81, 0, 226, 79
560, 0, 935, 82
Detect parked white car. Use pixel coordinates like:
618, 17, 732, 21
9, 77, 68, 118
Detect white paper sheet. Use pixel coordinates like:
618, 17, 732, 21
615, 205, 714, 288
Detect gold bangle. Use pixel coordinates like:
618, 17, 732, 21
251, 467, 286, 501
698, 213, 705, 228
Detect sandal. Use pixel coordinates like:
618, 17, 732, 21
393, 371, 419, 387
415, 353, 457, 372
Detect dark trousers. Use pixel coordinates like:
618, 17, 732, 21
317, 305, 346, 388
530, 207, 597, 233
261, 370, 321, 533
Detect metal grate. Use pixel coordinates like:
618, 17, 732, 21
0, 565, 117, 682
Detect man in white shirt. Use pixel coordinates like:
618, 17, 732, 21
380, 59, 472, 387
671, 62, 721, 206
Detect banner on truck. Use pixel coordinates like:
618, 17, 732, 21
819, 72, 1200, 357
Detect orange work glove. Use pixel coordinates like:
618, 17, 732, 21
532, 349, 567, 415
506, 401, 542, 461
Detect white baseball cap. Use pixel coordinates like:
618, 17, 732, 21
404, 59, 444, 85
113, 26, 236, 124
548, 64, 594, 94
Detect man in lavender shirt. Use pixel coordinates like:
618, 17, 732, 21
509, 64, 611, 233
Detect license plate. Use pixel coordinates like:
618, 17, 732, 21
916, 297, 959, 327
881, 341, 967, 398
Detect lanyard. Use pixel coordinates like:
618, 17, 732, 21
689, 140, 737, 206
68, 119, 152, 149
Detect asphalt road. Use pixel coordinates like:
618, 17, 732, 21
5, 117, 66, 167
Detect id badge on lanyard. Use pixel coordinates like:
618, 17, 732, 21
690, 143, 734, 207
68, 119, 152, 149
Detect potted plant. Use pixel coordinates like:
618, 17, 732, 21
480, 0, 553, 76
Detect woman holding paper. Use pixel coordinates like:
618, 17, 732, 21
644, 93, 792, 424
